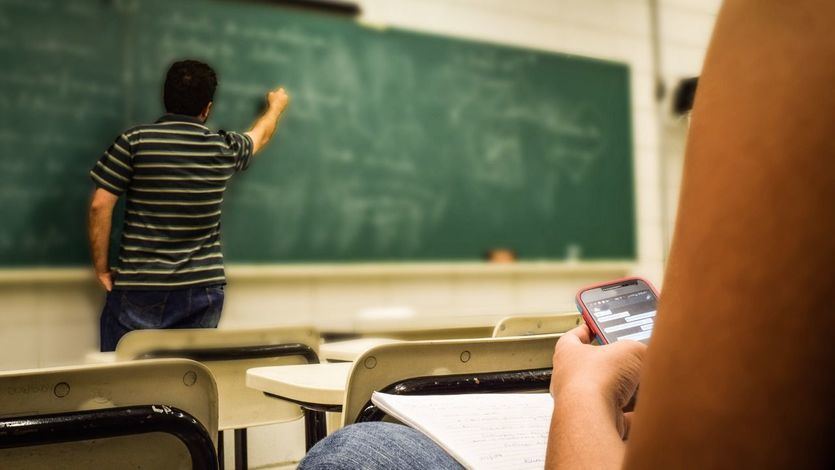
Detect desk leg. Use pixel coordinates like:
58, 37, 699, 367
218, 430, 225, 470
234, 428, 247, 470
304, 409, 327, 451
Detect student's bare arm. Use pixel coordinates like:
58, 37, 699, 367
546, 326, 645, 469
88, 188, 119, 291
246, 87, 289, 154
625, 0, 835, 468
546, 1, 835, 468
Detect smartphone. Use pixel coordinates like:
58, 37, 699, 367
575, 277, 659, 344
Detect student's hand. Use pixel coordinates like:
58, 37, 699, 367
267, 87, 289, 113
550, 325, 646, 438
96, 270, 113, 292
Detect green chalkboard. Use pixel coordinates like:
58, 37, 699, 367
0, 0, 128, 265
0, 0, 635, 266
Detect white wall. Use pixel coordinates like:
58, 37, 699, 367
657, 0, 720, 250
0, 0, 721, 467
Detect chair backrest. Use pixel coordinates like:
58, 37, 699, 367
0, 359, 217, 469
341, 334, 560, 425
116, 326, 319, 430
492, 312, 582, 338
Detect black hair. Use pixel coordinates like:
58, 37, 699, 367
163, 60, 217, 116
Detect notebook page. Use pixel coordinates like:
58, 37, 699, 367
372, 392, 553, 470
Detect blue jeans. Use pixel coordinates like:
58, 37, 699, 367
99, 285, 225, 352
298, 422, 463, 470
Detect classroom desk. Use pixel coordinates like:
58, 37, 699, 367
320, 314, 506, 341
319, 338, 402, 362
247, 363, 352, 450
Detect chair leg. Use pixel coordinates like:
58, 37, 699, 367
234, 428, 248, 470
218, 430, 225, 470
304, 410, 327, 451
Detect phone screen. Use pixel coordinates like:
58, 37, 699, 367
580, 280, 657, 344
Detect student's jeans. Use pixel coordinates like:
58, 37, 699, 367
298, 422, 463, 470
99, 285, 224, 352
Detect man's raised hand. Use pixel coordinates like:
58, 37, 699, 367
268, 87, 289, 113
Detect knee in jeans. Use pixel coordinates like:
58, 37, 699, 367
299, 422, 462, 470
300, 423, 397, 468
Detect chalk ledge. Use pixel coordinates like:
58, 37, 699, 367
0, 261, 634, 284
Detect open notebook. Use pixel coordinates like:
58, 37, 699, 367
371, 392, 553, 470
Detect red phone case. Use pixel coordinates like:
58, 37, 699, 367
575, 276, 659, 344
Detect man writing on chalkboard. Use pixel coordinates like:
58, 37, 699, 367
87, 60, 289, 351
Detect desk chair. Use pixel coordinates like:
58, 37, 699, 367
342, 334, 560, 428
492, 312, 582, 338
116, 326, 319, 470
0, 359, 218, 470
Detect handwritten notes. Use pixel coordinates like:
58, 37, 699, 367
371, 392, 553, 470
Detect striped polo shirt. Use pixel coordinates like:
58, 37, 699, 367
89, 114, 253, 290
